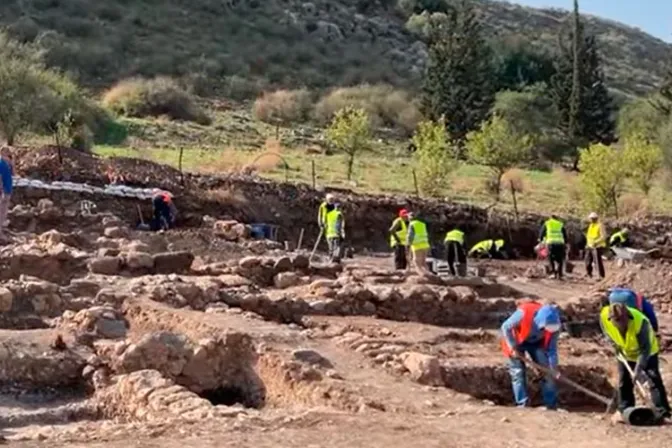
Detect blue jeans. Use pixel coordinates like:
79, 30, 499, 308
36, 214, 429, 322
508, 342, 558, 409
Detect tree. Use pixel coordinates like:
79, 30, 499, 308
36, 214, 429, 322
550, 0, 615, 169
465, 115, 533, 200
622, 133, 663, 196
411, 117, 457, 197
492, 38, 556, 92
0, 32, 82, 146
493, 83, 567, 163
578, 143, 627, 216
618, 96, 668, 143
420, 0, 495, 146
325, 107, 371, 181
653, 67, 672, 116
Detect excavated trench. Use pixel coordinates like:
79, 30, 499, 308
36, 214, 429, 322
442, 363, 614, 411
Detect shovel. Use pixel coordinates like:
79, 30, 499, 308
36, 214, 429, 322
522, 357, 614, 409
309, 228, 324, 264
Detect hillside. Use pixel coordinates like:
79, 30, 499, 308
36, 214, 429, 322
0, 0, 670, 97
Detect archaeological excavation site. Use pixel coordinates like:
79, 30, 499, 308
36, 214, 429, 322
3, 147, 672, 447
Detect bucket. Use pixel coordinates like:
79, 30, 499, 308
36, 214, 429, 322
250, 224, 268, 240
622, 406, 663, 426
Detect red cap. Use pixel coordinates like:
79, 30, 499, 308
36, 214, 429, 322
399, 209, 408, 217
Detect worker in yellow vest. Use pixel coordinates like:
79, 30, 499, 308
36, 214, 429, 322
599, 302, 670, 422
609, 228, 630, 248
444, 228, 466, 276
406, 211, 431, 274
585, 212, 607, 279
538, 214, 568, 280
389, 209, 409, 270
325, 202, 345, 263
317, 193, 335, 232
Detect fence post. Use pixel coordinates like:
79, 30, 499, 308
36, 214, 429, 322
311, 160, 316, 189
510, 180, 519, 223
412, 169, 419, 197
178, 146, 185, 186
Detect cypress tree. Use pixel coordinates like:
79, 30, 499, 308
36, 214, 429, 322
420, 0, 495, 146
550, 0, 615, 169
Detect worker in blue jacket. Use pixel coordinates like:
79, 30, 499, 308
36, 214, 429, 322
606, 288, 658, 333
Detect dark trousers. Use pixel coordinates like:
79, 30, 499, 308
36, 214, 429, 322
548, 244, 565, 279
618, 354, 671, 414
585, 247, 605, 278
327, 237, 343, 263
445, 241, 466, 276
393, 245, 407, 270
151, 196, 172, 231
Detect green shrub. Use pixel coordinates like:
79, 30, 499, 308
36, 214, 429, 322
222, 75, 266, 102
252, 89, 313, 125
314, 84, 421, 135
102, 77, 211, 125
0, 32, 92, 145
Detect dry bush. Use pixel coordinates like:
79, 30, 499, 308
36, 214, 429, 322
553, 168, 582, 215
252, 89, 312, 125
201, 187, 248, 206
501, 168, 526, 193
617, 193, 650, 218
241, 138, 287, 173
314, 84, 421, 135
103, 77, 211, 125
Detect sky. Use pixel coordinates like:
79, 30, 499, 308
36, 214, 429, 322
511, 0, 672, 42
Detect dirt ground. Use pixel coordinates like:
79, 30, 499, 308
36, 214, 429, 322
3, 186, 672, 447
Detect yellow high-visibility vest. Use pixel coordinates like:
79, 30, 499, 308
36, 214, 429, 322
586, 222, 606, 248
409, 219, 430, 251
444, 229, 464, 244
390, 218, 408, 247
544, 218, 565, 244
470, 239, 493, 255
325, 209, 343, 239
610, 231, 627, 246
600, 306, 659, 362
318, 202, 328, 226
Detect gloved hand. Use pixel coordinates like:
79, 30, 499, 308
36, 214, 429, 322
633, 364, 652, 387
510, 348, 524, 360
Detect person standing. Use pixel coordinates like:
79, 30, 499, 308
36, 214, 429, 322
539, 214, 568, 279
317, 193, 335, 233
444, 228, 466, 276
325, 202, 345, 263
406, 211, 430, 274
585, 212, 607, 279
389, 209, 409, 270
0, 147, 13, 242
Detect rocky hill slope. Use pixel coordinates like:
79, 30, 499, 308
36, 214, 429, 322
0, 0, 669, 97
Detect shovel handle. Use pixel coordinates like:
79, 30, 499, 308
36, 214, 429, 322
524, 357, 613, 406
616, 353, 652, 405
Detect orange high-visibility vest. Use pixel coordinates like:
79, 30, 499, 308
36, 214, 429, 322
500, 301, 553, 357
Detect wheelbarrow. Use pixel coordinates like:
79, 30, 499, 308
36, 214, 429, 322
524, 357, 663, 426
611, 247, 659, 264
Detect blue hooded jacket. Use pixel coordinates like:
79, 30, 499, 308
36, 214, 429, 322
608, 288, 658, 332
501, 304, 561, 368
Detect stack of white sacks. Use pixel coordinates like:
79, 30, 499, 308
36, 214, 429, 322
12, 178, 170, 200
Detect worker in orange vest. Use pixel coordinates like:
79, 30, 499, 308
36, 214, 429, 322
151, 188, 177, 231
500, 301, 562, 409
